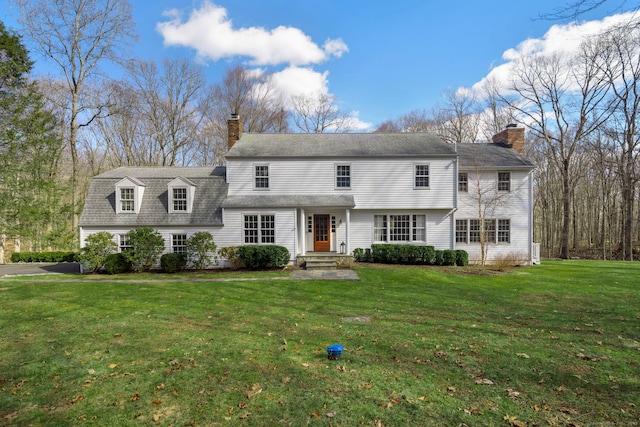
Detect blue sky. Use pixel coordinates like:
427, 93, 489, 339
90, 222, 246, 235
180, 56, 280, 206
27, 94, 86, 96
0, 0, 632, 129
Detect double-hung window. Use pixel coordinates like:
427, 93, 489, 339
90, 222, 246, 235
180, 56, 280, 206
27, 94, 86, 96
172, 188, 187, 212
244, 214, 275, 244
455, 219, 468, 243
336, 164, 351, 188
172, 234, 187, 253
254, 165, 269, 189
498, 172, 511, 192
457, 218, 510, 244
120, 188, 135, 212
119, 234, 132, 253
458, 172, 468, 192
414, 164, 429, 188
497, 219, 510, 243
373, 214, 426, 242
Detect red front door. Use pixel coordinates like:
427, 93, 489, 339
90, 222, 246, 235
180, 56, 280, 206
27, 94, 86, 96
313, 214, 330, 252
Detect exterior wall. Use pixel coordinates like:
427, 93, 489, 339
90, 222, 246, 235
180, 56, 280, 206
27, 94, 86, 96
454, 169, 533, 263
227, 157, 457, 210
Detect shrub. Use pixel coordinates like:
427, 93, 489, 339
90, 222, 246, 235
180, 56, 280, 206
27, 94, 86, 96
10, 251, 77, 263
78, 231, 117, 273
442, 249, 457, 266
185, 231, 217, 270
455, 250, 469, 266
371, 244, 436, 265
352, 248, 365, 262
160, 253, 187, 273
218, 246, 243, 269
434, 250, 444, 266
103, 253, 133, 275
237, 245, 290, 270
123, 227, 165, 272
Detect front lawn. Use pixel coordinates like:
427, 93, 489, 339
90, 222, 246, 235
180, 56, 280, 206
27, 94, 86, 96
0, 261, 638, 426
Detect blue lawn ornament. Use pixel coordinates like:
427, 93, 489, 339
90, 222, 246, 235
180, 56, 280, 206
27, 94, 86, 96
327, 344, 344, 360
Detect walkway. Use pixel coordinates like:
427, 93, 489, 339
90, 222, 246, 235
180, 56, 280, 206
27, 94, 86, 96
290, 269, 359, 280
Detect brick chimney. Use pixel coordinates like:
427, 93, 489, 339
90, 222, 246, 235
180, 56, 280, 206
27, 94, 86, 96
492, 124, 525, 155
227, 113, 242, 149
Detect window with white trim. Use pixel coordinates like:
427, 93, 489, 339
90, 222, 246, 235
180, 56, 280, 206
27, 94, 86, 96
373, 214, 426, 242
498, 172, 511, 192
469, 219, 481, 243
244, 214, 275, 244
172, 188, 187, 212
484, 219, 496, 242
172, 234, 187, 253
414, 164, 429, 188
498, 219, 510, 243
120, 188, 135, 212
336, 164, 351, 188
458, 172, 468, 192
254, 165, 269, 189
119, 234, 132, 253
455, 219, 468, 243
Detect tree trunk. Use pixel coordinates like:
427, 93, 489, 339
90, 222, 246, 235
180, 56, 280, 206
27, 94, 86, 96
560, 159, 571, 259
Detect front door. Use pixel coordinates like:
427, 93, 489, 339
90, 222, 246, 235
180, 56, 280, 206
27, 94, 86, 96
313, 214, 330, 252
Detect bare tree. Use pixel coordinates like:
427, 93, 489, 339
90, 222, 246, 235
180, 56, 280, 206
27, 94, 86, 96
374, 109, 436, 133
291, 91, 354, 133
14, 0, 137, 231
432, 89, 481, 143
498, 46, 613, 259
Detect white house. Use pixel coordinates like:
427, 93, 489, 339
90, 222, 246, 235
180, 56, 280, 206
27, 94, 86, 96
79, 117, 537, 265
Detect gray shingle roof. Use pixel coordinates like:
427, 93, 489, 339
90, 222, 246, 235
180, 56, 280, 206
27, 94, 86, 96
456, 143, 535, 169
222, 195, 356, 209
227, 133, 457, 158
79, 166, 228, 227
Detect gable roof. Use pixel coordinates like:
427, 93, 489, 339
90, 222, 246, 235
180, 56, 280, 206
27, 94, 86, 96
456, 143, 536, 170
227, 133, 457, 158
79, 166, 228, 228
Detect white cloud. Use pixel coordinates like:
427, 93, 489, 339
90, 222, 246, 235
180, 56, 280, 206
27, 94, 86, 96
270, 66, 330, 105
157, 1, 347, 66
471, 12, 639, 96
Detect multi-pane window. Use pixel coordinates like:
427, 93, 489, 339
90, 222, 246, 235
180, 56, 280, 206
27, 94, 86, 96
307, 216, 313, 233
331, 216, 336, 232
336, 164, 351, 188
120, 188, 135, 211
119, 234, 132, 253
498, 172, 511, 192
455, 219, 468, 243
172, 234, 187, 253
498, 219, 511, 243
374, 215, 388, 242
244, 214, 275, 244
458, 172, 468, 192
457, 219, 511, 244
172, 188, 187, 211
414, 164, 429, 188
469, 219, 481, 243
254, 165, 269, 189
374, 214, 426, 242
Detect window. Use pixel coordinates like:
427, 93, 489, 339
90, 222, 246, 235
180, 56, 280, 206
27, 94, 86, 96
244, 214, 275, 244
469, 219, 481, 243
498, 172, 511, 192
336, 164, 351, 188
415, 164, 429, 188
172, 234, 187, 253
307, 216, 313, 233
331, 216, 336, 232
456, 219, 468, 243
484, 219, 496, 243
498, 219, 510, 243
119, 234, 132, 253
374, 214, 426, 242
458, 172, 468, 192
172, 188, 187, 212
254, 165, 269, 189
374, 215, 387, 242
120, 188, 135, 212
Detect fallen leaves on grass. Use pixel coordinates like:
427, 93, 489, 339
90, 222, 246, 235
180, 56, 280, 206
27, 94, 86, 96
245, 384, 262, 399
475, 378, 494, 385
517, 353, 530, 359
576, 353, 608, 362
504, 414, 527, 427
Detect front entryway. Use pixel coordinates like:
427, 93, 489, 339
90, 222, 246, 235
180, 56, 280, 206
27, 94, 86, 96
313, 214, 330, 252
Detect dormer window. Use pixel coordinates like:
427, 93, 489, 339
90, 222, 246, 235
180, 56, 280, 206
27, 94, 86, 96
115, 177, 145, 214
168, 177, 196, 213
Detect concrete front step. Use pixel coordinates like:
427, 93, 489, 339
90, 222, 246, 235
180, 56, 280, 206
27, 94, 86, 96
304, 259, 338, 270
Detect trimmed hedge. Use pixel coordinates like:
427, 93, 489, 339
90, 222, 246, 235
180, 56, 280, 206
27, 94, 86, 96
10, 251, 77, 263
160, 253, 187, 273
358, 245, 467, 267
104, 253, 133, 275
236, 245, 290, 270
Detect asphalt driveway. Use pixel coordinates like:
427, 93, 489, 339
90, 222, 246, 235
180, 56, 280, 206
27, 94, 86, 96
0, 263, 81, 278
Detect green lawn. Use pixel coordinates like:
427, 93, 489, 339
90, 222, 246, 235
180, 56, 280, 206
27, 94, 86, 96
0, 261, 638, 426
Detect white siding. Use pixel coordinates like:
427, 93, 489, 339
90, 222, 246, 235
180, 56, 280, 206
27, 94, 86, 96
227, 158, 457, 209
455, 170, 533, 263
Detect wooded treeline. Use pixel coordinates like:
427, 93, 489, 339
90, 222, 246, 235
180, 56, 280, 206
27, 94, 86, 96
2, 0, 640, 261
